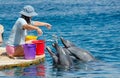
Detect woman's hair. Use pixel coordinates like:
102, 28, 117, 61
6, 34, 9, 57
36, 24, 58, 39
21, 15, 31, 24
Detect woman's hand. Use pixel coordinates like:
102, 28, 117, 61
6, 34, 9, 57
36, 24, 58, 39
44, 23, 52, 29
33, 21, 52, 29
36, 27, 43, 36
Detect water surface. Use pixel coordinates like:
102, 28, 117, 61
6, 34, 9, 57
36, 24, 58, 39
0, 0, 120, 78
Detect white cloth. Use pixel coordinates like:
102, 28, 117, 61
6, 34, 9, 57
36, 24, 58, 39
7, 18, 28, 46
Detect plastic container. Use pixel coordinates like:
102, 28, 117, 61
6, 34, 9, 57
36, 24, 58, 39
23, 44, 36, 59
32, 40, 45, 55
25, 35, 37, 41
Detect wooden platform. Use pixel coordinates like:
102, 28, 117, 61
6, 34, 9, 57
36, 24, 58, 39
0, 47, 45, 70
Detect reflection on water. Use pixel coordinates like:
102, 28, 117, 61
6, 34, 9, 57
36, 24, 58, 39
23, 64, 45, 77
1, 63, 45, 77
36, 64, 45, 77
1, 59, 120, 77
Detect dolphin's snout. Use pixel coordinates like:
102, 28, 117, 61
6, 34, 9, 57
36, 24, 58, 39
60, 37, 64, 42
46, 46, 51, 52
60, 37, 63, 40
52, 43, 55, 47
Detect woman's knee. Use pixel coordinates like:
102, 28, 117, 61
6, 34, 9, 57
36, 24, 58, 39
6, 45, 15, 56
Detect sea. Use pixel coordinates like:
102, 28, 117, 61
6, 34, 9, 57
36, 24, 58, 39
0, 0, 120, 78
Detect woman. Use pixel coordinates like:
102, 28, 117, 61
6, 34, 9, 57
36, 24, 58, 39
6, 5, 51, 58
0, 24, 4, 46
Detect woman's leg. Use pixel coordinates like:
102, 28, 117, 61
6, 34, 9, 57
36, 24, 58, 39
14, 45, 24, 57
6, 45, 24, 58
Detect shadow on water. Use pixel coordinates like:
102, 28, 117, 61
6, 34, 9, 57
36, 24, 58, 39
1, 57, 119, 77
48, 61, 95, 77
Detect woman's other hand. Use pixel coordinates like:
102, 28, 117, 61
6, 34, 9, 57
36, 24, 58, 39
44, 23, 52, 29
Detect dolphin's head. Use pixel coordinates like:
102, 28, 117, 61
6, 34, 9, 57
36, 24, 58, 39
46, 46, 59, 64
60, 37, 76, 48
52, 42, 60, 51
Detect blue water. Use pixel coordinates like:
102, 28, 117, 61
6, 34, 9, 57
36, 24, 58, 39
0, 0, 120, 77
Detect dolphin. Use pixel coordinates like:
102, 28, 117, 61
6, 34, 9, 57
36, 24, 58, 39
60, 37, 95, 62
52, 42, 73, 68
46, 46, 59, 66
62, 47, 77, 61
46, 43, 73, 68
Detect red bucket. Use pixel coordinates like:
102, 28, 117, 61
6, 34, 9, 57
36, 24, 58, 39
32, 40, 45, 55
